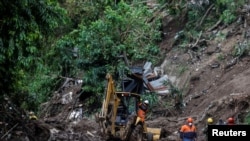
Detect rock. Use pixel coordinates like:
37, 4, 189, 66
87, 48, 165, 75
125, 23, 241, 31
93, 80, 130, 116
206, 46, 220, 55
166, 134, 179, 141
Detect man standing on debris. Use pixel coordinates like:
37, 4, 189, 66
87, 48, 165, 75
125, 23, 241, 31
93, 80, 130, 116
202, 117, 213, 141
137, 99, 149, 131
179, 117, 197, 141
137, 99, 149, 122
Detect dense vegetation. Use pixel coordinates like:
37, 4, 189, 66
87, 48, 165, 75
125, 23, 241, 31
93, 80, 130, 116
0, 0, 162, 113
1, 0, 249, 123
0, 0, 67, 110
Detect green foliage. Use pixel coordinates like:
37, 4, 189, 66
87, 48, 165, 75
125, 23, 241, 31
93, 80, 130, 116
217, 53, 225, 61
244, 112, 250, 124
141, 92, 159, 108
158, 0, 186, 16
213, 0, 244, 12
220, 9, 236, 25
215, 31, 226, 42
176, 30, 202, 51
168, 0, 244, 46
212, 0, 244, 25
187, 3, 206, 21
0, 0, 67, 110
4, 0, 247, 115
164, 79, 183, 108
54, 1, 161, 109
232, 41, 250, 58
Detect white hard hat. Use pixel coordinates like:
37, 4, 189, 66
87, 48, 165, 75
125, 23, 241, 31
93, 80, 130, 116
144, 100, 149, 105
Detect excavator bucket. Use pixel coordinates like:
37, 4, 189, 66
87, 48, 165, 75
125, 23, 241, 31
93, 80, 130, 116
135, 116, 162, 141
147, 127, 161, 141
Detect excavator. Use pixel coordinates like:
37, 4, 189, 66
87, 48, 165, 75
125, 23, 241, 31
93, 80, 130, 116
95, 69, 162, 141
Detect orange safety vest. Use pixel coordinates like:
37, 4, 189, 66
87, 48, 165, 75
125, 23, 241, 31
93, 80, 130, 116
180, 124, 197, 139
137, 103, 148, 122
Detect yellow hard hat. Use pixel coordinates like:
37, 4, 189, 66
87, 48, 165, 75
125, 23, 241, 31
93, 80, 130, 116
207, 117, 213, 123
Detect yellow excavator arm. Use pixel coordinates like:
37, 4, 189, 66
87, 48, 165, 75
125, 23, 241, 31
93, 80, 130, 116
96, 73, 120, 135
99, 73, 115, 118
95, 73, 162, 141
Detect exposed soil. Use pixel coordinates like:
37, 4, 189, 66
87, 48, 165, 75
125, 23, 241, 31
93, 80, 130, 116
2, 5, 250, 141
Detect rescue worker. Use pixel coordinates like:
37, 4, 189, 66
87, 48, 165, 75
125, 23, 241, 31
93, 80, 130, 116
179, 117, 197, 141
137, 100, 149, 131
217, 119, 226, 125
227, 117, 235, 125
29, 111, 38, 120
202, 117, 213, 141
137, 100, 149, 122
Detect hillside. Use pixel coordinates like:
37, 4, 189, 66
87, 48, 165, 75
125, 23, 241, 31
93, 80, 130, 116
2, 3, 250, 141
147, 9, 250, 140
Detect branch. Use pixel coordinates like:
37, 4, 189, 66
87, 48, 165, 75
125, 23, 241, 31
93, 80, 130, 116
207, 19, 222, 32
197, 4, 214, 28
1, 123, 19, 139
189, 31, 203, 49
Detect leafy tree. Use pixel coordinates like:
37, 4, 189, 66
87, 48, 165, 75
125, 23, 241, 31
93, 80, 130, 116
0, 0, 66, 110
53, 1, 161, 111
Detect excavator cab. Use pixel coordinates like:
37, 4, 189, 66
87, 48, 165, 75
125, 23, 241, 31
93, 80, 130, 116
115, 98, 129, 125
115, 104, 127, 126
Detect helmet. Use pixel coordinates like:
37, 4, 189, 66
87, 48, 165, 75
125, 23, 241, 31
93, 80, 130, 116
228, 117, 234, 124
144, 100, 149, 105
187, 117, 193, 123
207, 118, 213, 124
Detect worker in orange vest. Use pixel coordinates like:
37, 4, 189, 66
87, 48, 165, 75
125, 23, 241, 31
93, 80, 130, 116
179, 117, 197, 141
137, 100, 149, 122
137, 99, 149, 132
